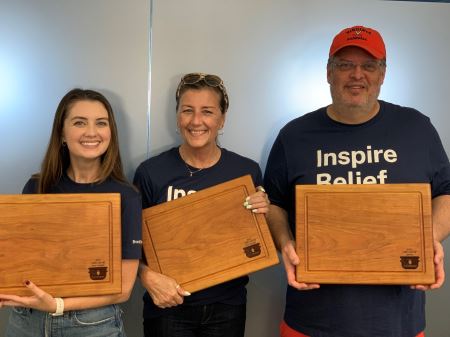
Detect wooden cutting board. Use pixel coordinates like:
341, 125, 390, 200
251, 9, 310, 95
0, 193, 121, 296
142, 175, 279, 293
296, 184, 434, 285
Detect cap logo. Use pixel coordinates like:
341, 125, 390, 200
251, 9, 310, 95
346, 27, 371, 34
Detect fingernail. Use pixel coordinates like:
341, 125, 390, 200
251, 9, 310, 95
252, 209, 258, 213
245, 196, 250, 201
183, 291, 191, 296
246, 204, 252, 209
243, 201, 249, 207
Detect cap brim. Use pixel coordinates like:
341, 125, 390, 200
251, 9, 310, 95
331, 43, 385, 59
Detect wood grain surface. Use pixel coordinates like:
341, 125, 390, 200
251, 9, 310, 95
296, 184, 434, 284
142, 175, 279, 293
0, 193, 121, 296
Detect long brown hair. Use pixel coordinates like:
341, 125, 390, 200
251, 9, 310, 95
35, 88, 127, 193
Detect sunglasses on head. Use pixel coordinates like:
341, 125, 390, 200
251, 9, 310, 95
176, 73, 229, 112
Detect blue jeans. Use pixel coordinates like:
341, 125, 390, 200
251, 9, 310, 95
144, 303, 246, 337
6, 304, 126, 337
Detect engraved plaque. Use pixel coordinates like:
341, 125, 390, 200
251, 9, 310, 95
296, 184, 434, 284
0, 193, 122, 296
142, 175, 279, 293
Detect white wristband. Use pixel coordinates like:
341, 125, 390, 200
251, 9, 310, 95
51, 297, 64, 316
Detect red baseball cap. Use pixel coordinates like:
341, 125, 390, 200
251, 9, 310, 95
329, 25, 386, 60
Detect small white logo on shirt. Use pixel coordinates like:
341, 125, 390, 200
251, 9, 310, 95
132, 240, 143, 245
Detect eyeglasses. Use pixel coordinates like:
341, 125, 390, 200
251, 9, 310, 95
331, 60, 385, 73
176, 73, 229, 112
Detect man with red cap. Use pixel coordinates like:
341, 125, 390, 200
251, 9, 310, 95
264, 25, 450, 337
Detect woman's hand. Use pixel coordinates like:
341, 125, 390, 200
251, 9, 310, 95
243, 186, 270, 214
0, 280, 58, 313
139, 262, 190, 308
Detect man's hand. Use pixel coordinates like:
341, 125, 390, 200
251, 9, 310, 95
281, 240, 320, 290
411, 240, 445, 290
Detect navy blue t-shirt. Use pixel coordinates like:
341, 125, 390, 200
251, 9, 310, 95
264, 100, 450, 337
23, 174, 142, 259
133, 147, 263, 319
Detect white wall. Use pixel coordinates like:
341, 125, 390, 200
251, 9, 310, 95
1, 0, 450, 336
0, 0, 150, 187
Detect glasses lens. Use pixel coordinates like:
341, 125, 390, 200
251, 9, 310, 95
362, 61, 379, 72
203, 75, 222, 87
181, 73, 223, 87
333, 61, 353, 71
182, 73, 203, 85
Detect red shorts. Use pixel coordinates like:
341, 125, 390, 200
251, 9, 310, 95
280, 321, 309, 337
280, 320, 425, 337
